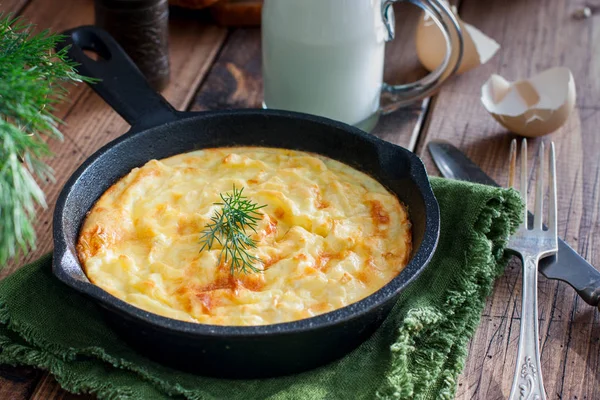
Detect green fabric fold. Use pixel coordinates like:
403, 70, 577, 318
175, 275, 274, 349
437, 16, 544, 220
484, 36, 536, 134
0, 177, 522, 399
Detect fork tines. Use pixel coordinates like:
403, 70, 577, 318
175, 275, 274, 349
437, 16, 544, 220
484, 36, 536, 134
508, 138, 557, 236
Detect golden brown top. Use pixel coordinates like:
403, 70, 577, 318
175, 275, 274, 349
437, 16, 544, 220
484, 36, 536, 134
77, 147, 412, 325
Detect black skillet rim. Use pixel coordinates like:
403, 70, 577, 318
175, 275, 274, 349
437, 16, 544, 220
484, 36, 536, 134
52, 108, 440, 337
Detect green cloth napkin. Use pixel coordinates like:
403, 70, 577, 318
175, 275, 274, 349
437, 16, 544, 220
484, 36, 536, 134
0, 177, 522, 400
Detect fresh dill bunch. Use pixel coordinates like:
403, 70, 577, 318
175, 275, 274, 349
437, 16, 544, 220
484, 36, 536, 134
199, 186, 267, 275
0, 14, 93, 266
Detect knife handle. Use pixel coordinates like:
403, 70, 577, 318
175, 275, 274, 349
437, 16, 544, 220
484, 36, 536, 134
539, 230, 600, 307
576, 282, 600, 307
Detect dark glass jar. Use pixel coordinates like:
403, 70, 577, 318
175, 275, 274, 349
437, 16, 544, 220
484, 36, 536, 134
95, 0, 170, 91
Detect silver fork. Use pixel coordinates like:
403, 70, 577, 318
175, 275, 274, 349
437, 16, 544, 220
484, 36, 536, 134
506, 139, 558, 400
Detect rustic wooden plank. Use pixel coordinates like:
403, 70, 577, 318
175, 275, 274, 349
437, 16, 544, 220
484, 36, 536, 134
29, 375, 94, 400
0, 365, 42, 400
0, 0, 228, 399
415, 0, 600, 398
0, 0, 29, 14
191, 29, 261, 111
190, 2, 430, 150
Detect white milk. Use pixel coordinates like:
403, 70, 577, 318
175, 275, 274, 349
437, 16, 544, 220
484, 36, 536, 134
262, 0, 388, 126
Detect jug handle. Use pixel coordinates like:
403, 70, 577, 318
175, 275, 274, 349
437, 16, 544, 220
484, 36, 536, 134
380, 0, 464, 113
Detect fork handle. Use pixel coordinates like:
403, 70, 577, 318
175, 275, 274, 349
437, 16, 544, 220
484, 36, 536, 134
509, 254, 547, 400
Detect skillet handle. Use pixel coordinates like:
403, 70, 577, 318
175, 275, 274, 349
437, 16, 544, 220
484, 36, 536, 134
57, 25, 180, 128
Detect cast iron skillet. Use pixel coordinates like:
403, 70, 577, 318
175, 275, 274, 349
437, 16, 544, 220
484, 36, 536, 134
53, 26, 440, 378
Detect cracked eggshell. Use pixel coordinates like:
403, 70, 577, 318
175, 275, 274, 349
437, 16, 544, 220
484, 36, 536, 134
481, 67, 576, 137
415, 7, 500, 75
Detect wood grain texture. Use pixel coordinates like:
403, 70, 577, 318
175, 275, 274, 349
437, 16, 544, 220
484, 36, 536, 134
415, 0, 600, 398
29, 375, 94, 400
191, 29, 262, 110
0, 0, 28, 14
0, 365, 41, 400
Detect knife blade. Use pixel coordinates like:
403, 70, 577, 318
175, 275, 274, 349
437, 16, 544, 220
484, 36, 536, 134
428, 140, 600, 306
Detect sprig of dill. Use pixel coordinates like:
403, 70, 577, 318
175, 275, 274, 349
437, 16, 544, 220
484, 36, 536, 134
0, 14, 94, 266
199, 186, 267, 275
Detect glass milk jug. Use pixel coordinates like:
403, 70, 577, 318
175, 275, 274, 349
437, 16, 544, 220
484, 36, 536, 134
262, 0, 463, 131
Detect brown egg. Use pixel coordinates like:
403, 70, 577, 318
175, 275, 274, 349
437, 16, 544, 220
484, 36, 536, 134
480, 67, 576, 137
415, 7, 500, 76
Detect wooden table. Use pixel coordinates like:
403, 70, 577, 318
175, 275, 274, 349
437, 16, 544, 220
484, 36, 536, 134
1, 0, 599, 398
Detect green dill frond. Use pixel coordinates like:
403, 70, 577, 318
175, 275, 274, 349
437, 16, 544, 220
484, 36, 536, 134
199, 185, 267, 275
0, 14, 93, 266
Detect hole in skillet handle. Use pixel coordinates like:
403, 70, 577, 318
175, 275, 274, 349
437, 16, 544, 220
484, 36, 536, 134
82, 49, 102, 61
56, 26, 180, 130
80, 35, 111, 62
66, 28, 112, 63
